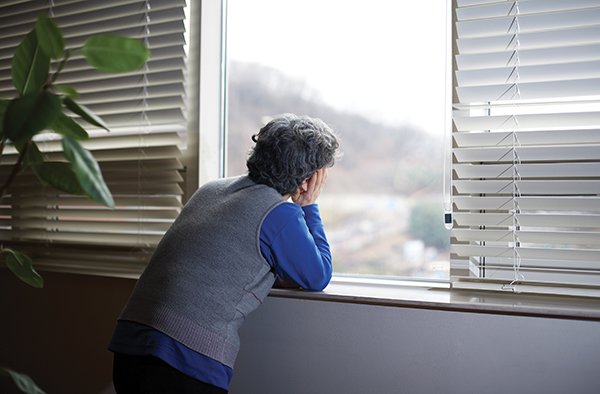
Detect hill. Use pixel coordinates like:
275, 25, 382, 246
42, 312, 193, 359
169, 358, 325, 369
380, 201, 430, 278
226, 60, 444, 196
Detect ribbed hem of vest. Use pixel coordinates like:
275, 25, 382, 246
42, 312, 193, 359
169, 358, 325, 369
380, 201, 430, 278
119, 297, 239, 369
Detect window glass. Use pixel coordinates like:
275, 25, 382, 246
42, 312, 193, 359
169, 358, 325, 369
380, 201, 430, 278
226, 0, 449, 279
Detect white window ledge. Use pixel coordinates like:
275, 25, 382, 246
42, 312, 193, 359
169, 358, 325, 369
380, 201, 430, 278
269, 276, 600, 321
25, 264, 600, 321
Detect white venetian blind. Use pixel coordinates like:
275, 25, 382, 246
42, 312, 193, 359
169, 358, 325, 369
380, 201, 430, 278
450, 0, 600, 297
0, 0, 188, 277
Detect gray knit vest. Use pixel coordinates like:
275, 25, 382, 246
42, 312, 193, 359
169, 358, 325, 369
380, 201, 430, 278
119, 175, 285, 368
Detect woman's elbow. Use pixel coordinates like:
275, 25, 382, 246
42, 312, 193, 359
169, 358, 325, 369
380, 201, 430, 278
306, 269, 332, 292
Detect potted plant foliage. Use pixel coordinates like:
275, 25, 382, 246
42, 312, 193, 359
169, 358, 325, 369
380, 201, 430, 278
0, 13, 150, 394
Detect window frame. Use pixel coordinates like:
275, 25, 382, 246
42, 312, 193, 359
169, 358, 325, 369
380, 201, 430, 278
0, 0, 212, 278
219, 0, 600, 308
9, 0, 598, 316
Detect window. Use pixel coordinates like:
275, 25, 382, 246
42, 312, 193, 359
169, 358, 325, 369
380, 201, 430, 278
0, 0, 190, 277
450, 0, 600, 297
225, 0, 450, 280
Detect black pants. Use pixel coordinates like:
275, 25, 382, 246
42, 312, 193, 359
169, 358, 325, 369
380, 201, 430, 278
113, 353, 228, 394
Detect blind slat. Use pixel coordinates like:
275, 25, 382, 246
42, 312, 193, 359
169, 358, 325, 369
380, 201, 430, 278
1, 195, 182, 208
453, 180, 600, 196
6, 219, 173, 233
456, 43, 600, 71
0, 3, 184, 53
452, 229, 600, 246
0, 70, 185, 99
9, 182, 184, 196
457, 26, 600, 56
0, 243, 153, 278
453, 129, 600, 147
452, 245, 600, 262
451, 279, 600, 298
46, 56, 186, 87
454, 271, 600, 289
456, 8, 600, 39
453, 196, 600, 212
2, 230, 164, 247
453, 111, 600, 131
454, 163, 600, 179
456, 60, 600, 87
73, 83, 185, 106
4, 169, 184, 187
0, 0, 188, 259
2, 131, 183, 154
456, 78, 600, 103
453, 213, 600, 228
1, 146, 183, 166
456, 0, 600, 22
453, 145, 600, 163
7, 208, 180, 220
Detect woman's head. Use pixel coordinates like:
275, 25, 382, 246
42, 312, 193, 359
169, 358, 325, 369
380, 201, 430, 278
247, 114, 341, 195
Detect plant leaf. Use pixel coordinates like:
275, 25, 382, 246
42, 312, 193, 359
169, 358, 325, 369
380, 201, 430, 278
55, 84, 79, 98
82, 35, 150, 73
11, 28, 50, 96
3, 91, 61, 143
35, 13, 64, 59
0, 367, 47, 394
49, 112, 89, 140
14, 140, 45, 172
63, 97, 109, 131
32, 161, 87, 195
2, 248, 43, 288
62, 136, 114, 208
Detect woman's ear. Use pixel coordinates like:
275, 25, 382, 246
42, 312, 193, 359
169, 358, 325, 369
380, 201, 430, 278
300, 179, 309, 192
291, 177, 311, 201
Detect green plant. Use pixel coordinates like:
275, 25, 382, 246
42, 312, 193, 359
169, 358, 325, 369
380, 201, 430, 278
0, 368, 46, 394
0, 13, 149, 288
0, 13, 150, 394
408, 201, 450, 249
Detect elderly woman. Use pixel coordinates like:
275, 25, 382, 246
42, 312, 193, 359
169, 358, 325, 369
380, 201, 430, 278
109, 114, 340, 393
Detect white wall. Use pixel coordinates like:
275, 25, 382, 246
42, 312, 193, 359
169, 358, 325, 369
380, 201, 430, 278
230, 296, 600, 394
3, 270, 597, 394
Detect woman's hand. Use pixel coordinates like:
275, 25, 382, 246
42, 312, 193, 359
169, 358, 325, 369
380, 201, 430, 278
291, 168, 328, 207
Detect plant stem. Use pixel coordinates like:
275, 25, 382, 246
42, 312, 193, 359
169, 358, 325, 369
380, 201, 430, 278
49, 48, 72, 86
0, 139, 5, 166
0, 139, 31, 202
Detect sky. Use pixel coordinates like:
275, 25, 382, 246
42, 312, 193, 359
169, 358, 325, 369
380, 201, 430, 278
226, 0, 449, 135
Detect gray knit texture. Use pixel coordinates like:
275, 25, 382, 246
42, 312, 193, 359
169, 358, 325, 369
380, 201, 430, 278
119, 175, 285, 368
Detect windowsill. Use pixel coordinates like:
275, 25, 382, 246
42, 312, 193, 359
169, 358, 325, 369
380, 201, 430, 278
23, 265, 600, 321
269, 276, 600, 321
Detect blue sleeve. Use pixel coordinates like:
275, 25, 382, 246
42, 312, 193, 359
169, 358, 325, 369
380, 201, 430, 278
260, 202, 332, 291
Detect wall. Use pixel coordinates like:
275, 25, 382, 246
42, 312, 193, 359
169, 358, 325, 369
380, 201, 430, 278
230, 296, 600, 394
0, 270, 134, 394
1, 270, 599, 393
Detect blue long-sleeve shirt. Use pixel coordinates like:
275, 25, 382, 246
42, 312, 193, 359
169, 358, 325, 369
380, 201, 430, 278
109, 202, 331, 390
262, 202, 332, 290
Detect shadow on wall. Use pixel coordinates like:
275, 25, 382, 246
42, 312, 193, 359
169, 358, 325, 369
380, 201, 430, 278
0, 270, 136, 394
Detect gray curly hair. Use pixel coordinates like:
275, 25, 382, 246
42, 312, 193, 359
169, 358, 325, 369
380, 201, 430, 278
246, 114, 341, 195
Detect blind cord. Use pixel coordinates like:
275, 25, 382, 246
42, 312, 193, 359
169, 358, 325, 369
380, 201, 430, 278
136, 0, 152, 249
47, 0, 55, 17
501, 1, 524, 293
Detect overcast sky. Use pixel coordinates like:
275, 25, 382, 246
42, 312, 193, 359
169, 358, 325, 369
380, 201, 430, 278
226, 0, 449, 135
